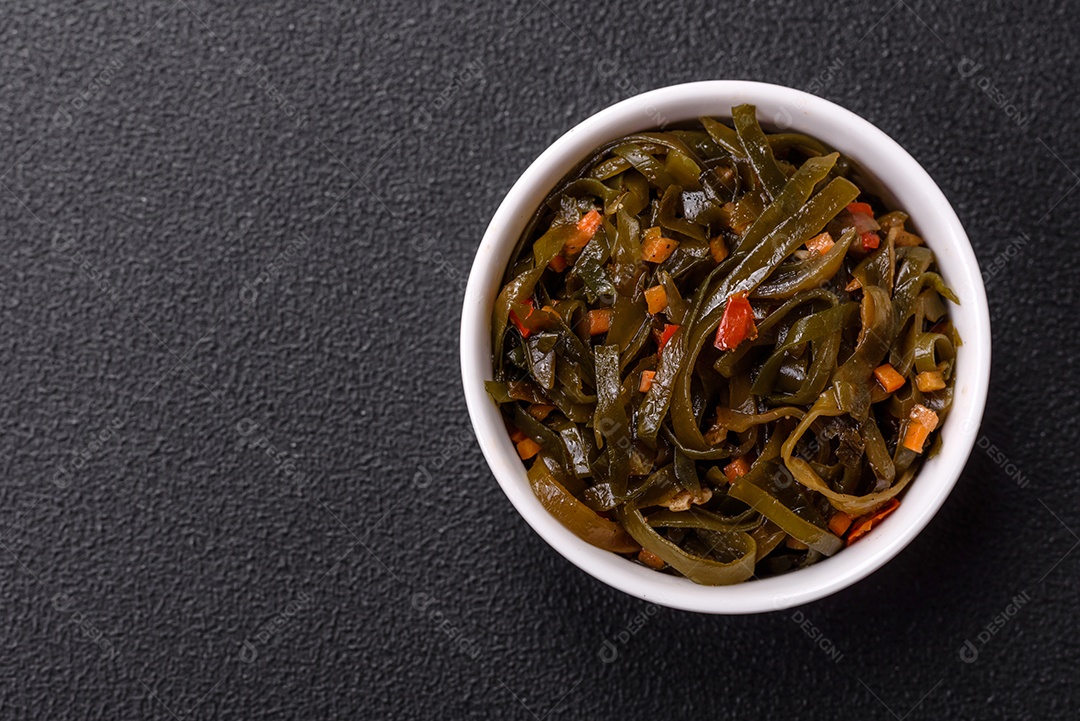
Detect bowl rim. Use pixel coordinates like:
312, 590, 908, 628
460, 80, 991, 614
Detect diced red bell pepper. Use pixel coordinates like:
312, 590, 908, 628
509, 299, 535, 338
638, 370, 656, 393
846, 202, 874, 217
714, 293, 758, 350
860, 231, 880, 250
656, 323, 680, 352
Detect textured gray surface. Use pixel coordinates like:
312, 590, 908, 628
0, 0, 1076, 718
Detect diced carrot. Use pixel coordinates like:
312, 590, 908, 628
860, 231, 880, 251
723, 456, 752, 483
714, 293, 758, 351
873, 363, 906, 393
644, 285, 668, 315
578, 208, 603, 234
828, 511, 853, 536
528, 404, 555, 420
709, 236, 729, 263
638, 370, 656, 393
586, 308, 612, 336
903, 423, 931, 453
916, 371, 946, 392
656, 323, 679, 352
847, 202, 874, 217
549, 254, 568, 272
846, 499, 901, 545
845, 277, 863, 292
509, 426, 527, 443
641, 227, 679, 263
911, 403, 939, 429
805, 231, 834, 256
562, 209, 603, 256
638, 548, 666, 569
509, 299, 535, 338
903, 403, 939, 452
516, 438, 541, 460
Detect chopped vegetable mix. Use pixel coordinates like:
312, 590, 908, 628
487, 105, 959, 585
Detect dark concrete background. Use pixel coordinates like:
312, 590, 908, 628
0, 0, 1076, 718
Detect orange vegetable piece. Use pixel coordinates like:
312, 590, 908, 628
723, 456, 752, 483
562, 209, 603, 256
638, 370, 656, 393
548, 254, 568, 272
915, 371, 946, 392
509, 299, 535, 338
860, 231, 880, 250
828, 511, 853, 536
586, 308, 612, 336
516, 438, 541, 460
509, 426, 527, 444
910, 403, 939, 430
714, 293, 758, 350
903, 423, 931, 453
644, 285, 668, 315
805, 231, 834, 255
847, 202, 874, 217
902, 404, 939, 452
846, 499, 900, 545
637, 548, 666, 569
873, 363, 906, 393
709, 236, 729, 263
642, 227, 679, 263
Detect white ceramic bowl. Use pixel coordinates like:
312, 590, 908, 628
460, 80, 991, 614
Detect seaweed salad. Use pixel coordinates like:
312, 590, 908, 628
486, 105, 959, 585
